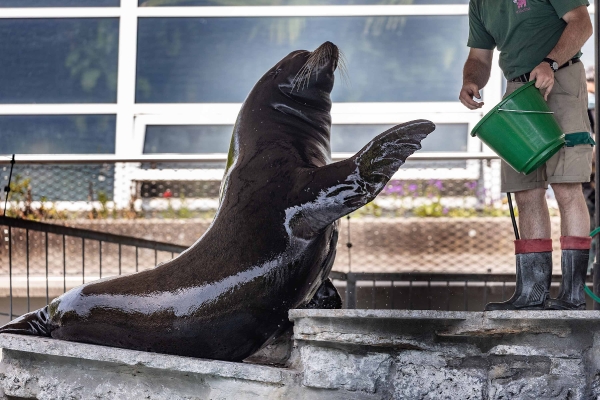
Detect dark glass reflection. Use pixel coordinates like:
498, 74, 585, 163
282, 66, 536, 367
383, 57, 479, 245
144, 125, 233, 153
0, 115, 116, 154
331, 123, 468, 168
1, 0, 118, 6
140, 0, 467, 5
142, 123, 467, 153
0, 19, 119, 103
136, 16, 468, 103
331, 123, 467, 152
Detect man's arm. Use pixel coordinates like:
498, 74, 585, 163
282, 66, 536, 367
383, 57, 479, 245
530, 5, 593, 100
459, 48, 493, 110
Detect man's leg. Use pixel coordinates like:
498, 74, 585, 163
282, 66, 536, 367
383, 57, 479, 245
552, 183, 590, 237
485, 188, 553, 311
546, 183, 591, 310
513, 188, 551, 239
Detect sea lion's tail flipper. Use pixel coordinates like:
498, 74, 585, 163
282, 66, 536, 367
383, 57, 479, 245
292, 119, 434, 237
0, 306, 53, 337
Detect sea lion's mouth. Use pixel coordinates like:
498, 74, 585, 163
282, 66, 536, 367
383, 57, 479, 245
291, 41, 345, 92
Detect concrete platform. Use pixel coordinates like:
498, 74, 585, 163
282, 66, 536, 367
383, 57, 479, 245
1, 310, 600, 399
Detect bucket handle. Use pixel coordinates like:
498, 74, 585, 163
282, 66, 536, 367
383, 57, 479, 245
497, 109, 554, 114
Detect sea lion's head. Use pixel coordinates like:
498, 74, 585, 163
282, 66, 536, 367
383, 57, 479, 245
264, 41, 343, 112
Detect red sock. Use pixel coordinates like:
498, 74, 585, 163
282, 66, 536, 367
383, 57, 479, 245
514, 239, 553, 254
560, 236, 592, 250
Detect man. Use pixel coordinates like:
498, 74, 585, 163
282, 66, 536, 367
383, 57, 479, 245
460, 0, 593, 310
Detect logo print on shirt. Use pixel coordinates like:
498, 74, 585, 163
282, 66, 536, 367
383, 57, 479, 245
513, 0, 530, 13
514, 0, 526, 8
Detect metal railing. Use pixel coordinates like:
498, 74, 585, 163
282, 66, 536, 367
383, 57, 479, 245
1, 152, 589, 322
0, 216, 187, 321
331, 271, 595, 311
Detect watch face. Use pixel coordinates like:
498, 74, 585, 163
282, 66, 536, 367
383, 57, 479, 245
552, 62, 558, 70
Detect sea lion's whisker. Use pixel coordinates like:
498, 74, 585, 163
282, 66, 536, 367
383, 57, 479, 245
291, 45, 341, 92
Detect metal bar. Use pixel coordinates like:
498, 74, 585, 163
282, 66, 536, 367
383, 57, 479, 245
329, 271, 347, 280
391, 280, 395, 309
324, 272, 573, 283
26, 229, 30, 312
0, 216, 187, 254
594, 0, 600, 310
155, 249, 158, 266
502, 281, 506, 300
346, 215, 352, 273
427, 280, 432, 310
44, 232, 49, 304
464, 280, 468, 311
507, 192, 520, 240
135, 247, 139, 273
345, 274, 357, 309
45, 232, 49, 305
99, 241, 103, 279
63, 235, 66, 294
0, 152, 500, 165
3, 154, 15, 217
446, 281, 450, 311
409, 280, 413, 310
8, 226, 12, 321
484, 278, 488, 306
82, 238, 85, 284
371, 280, 376, 309
118, 244, 122, 276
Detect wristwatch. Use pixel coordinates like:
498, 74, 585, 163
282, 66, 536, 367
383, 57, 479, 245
543, 58, 559, 72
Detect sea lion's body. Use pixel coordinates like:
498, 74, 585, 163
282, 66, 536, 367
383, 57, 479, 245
0, 42, 435, 361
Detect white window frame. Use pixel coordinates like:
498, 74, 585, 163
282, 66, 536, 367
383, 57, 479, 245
9, 2, 593, 206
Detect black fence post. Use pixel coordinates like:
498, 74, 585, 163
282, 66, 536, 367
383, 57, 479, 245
345, 273, 356, 309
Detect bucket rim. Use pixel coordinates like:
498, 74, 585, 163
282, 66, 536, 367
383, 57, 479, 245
470, 80, 538, 137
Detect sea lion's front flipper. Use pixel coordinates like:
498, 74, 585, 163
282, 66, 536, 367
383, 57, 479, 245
290, 119, 435, 237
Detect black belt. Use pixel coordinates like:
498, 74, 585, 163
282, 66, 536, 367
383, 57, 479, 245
510, 58, 581, 83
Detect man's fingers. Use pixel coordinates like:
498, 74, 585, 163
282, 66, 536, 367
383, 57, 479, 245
459, 90, 483, 109
459, 84, 483, 109
543, 82, 554, 100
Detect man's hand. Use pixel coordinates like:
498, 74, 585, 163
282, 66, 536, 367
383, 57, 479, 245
460, 48, 493, 110
529, 62, 554, 100
459, 82, 484, 110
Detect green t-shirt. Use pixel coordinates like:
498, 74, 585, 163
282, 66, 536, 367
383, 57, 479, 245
467, 0, 589, 80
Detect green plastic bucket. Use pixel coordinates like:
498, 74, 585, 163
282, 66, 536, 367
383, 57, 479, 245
470, 80, 565, 175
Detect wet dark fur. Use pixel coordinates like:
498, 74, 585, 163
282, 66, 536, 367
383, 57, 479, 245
0, 42, 435, 361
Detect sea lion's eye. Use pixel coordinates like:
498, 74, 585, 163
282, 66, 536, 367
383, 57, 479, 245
270, 68, 282, 77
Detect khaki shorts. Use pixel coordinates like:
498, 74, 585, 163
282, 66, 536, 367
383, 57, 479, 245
500, 62, 593, 193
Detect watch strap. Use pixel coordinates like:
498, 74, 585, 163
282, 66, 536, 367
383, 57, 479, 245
543, 58, 558, 72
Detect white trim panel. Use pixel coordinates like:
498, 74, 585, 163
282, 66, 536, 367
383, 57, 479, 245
136, 5, 469, 17
0, 105, 118, 115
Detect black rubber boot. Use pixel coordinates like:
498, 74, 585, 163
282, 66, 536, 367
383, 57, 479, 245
545, 249, 589, 310
485, 252, 552, 311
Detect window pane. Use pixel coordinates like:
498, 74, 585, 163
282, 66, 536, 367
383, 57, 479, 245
331, 123, 467, 152
143, 125, 233, 153
0, 115, 116, 154
136, 16, 468, 103
0, 0, 119, 6
142, 123, 467, 153
580, 14, 595, 69
140, 0, 466, 5
5, 164, 115, 202
0, 19, 119, 103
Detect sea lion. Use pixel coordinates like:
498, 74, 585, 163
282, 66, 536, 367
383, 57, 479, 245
0, 41, 435, 361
